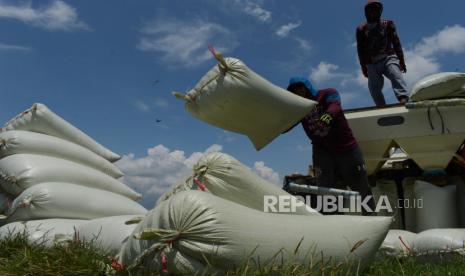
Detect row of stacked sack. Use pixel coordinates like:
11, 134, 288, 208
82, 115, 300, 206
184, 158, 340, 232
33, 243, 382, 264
0, 105, 392, 273
373, 176, 465, 257
0, 103, 147, 255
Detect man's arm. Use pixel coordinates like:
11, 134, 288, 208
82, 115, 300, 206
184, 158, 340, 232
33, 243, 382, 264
388, 21, 406, 72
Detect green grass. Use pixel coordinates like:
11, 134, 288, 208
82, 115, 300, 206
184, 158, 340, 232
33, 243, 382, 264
0, 232, 464, 275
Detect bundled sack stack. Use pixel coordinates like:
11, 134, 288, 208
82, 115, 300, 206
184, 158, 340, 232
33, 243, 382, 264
119, 152, 392, 274
378, 176, 465, 258
0, 103, 147, 254
173, 54, 317, 150
409, 72, 465, 102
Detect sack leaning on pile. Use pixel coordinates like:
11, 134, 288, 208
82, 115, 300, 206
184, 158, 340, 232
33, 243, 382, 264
2, 103, 121, 162
120, 191, 391, 274
4, 182, 147, 223
173, 56, 317, 150
156, 152, 319, 216
0, 130, 123, 178
75, 215, 142, 256
0, 154, 140, 200
410, 72, 465, 101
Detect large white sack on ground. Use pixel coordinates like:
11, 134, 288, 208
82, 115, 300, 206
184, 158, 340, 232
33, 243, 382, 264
410, 72, 465, 101
0, 131, 123, 178
173, 57, 317, 150
371, 179, 402, 229
379, 230, 416, 257
2, 103, 121, 162
413, 229, 465, 255
156, 152, 319, 216
5, 183, 147, 223
414, 180, 458, 232
76, 215, 140, 256
0, 219, 85, 247
0, 154, 140, 200
120, 191, 391, 274
453, 176, 465, 228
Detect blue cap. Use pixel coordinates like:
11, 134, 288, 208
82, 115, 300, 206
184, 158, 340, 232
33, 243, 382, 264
288, 77, 318, 97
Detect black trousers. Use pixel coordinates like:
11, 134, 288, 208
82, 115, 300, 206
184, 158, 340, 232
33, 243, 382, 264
312, 145, 375, 215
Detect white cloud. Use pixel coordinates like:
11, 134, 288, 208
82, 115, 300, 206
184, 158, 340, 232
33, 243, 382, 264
138, 18, 235, 67
133, 100, 150, 112
276, 22, 301, 38
253, 161, 280, 185
295, 37, 312, 51
403, 25, 465, 86
242, 1, 271, 22
310, 62, 340, 83
0, 43, 31, 51
0, 0, 89, 31
413, 25, 465, 57
116, 144, 223, 206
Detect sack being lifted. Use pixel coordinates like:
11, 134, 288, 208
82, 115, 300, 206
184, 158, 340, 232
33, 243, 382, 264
2, 103, 121, 162
119, 191, 391, 274
156, 152, 319, 216
173, 51, 317, 150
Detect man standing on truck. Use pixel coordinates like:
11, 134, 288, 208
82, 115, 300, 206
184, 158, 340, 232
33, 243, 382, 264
284, 77, 375, 215
356, 0, 409, 107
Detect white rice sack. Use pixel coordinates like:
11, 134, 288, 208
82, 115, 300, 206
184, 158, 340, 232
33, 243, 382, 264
120, 191, 391, 274
5, 183, 147, 223
371, 179, 402, 229
379, 230, 416, 257
76, 215, 140, 256
173, 57, 317, 150
156, 152, 319, 216
414, 180, 458, 232
410, 72, 465, 101
0, 219, 85, 247
0, 130, 123, 178
0, 154, 140, 200
2, 103, 121, 162
413, 229, 465, 255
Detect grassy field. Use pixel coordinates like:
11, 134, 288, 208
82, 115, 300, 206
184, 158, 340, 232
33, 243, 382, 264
0, 232, 464, 275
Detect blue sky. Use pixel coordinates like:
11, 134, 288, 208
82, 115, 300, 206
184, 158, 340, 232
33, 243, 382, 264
1, 0, 465, 206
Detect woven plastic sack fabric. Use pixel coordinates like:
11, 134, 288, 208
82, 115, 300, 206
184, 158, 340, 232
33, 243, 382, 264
371, 179, 402, 229
413, 229, 465, 255
379, 230, 416, 257
410, 72, 465, 101
414, 180, 458, 232
155, 152, 319, 216
120, 191, 391, 274
0, 131, 123, 178
0, 154, 140, 200
5, 182, 147, 223
76, 215, 140, 256
2, 103, 121, 162
0, 219, 85, 247
173, 57, 317, 150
